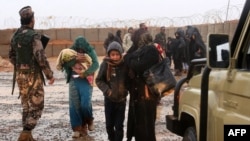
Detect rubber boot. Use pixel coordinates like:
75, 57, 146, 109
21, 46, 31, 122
81, 123, 88, 136
86, 118, 94, 131
72, 126, 82, 138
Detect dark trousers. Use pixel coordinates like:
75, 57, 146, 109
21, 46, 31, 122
105, 97, 126, 141
127, 99, 157, 141
166, 52, 172, 67
173, 56, 183, 71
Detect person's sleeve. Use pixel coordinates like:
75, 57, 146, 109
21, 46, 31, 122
9, 43, 16, 66
83, 49, 99, 76
95, 62, 110, 95
154, 34, 160, 43
32, 34, 53, 80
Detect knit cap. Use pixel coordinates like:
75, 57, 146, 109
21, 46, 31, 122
107, 41, 123, 56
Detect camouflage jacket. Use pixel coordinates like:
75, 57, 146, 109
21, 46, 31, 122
154, 32, 167, 49
9, 26, 53, 81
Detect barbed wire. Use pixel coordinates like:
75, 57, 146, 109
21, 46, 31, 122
1, 4, 243, 29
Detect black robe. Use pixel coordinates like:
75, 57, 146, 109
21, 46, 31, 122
124, 44, 160, 141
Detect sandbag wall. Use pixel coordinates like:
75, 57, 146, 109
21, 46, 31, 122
0, 20, 238, 58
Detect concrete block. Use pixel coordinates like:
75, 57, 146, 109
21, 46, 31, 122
112, 28, 125, 39
56, 28, 71, 40
45, 44, 53, 58
99, 28, 111, 42
0, 45, 10, 58
223, 22, 231, 35
150, 27, 158, 38
207, 24, 216, 34
84, 28, 98, 42
0, 21, 240, 58
52, 44, 68, 57
0, 29, 15, 44
70, 28, 84, 41
112, 28, 120, 34
36, 29, 44, 35
165, 28, 171, 38
91, 42, 105, 56
229, 20, 238, 42
42, 29, 57, 41
229, 21, 238, 36
214, 23, 224, 33
167, 27, 178, 37
199, 24, 208, 42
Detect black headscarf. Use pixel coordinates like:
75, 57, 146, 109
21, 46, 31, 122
127, 28, 147, 53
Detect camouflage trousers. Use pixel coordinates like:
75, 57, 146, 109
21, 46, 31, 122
16, 72, 44, 130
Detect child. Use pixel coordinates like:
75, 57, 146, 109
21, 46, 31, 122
95, 41, 129, 141
56, 48, 94, 85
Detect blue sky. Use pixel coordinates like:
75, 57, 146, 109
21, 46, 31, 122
0, 0, 246, 28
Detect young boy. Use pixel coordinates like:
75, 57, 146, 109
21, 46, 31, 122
95, 41, 129, 141
56, 48, 94, 85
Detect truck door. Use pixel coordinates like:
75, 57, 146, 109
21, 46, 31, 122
220, 11, 250, 140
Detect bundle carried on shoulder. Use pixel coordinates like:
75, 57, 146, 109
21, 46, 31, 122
56, 48, 92, 71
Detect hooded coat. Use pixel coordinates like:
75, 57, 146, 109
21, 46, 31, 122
96, 41, 129, 141
63, 36, 99, 83
63, 36, 99, 131
186, 26, 206, 63
124, 32, 160, 141
172, 29, 186, 72
96, 41, 129, 102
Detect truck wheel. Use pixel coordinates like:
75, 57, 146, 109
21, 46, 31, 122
182, 127, 197, 141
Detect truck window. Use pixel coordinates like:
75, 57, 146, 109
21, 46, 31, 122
237, 23, 250, 70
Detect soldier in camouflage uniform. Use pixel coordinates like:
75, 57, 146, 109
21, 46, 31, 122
9, 6, 55, 141
154, 26, 167, 51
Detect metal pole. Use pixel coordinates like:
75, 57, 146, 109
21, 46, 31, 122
226, 0, 231, 21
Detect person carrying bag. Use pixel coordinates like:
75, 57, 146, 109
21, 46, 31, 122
143, 43, 176, 98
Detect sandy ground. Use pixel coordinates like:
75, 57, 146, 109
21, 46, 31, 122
0, 57, 183, 141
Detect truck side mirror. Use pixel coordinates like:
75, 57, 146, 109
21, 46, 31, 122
207, 34, 230, 68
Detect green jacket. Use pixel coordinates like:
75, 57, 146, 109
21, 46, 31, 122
63, 36, 99, 83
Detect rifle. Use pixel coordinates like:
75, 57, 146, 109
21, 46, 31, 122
11, 65, 16, 95
40, 34, 50, 85
41, 34, 50, 49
